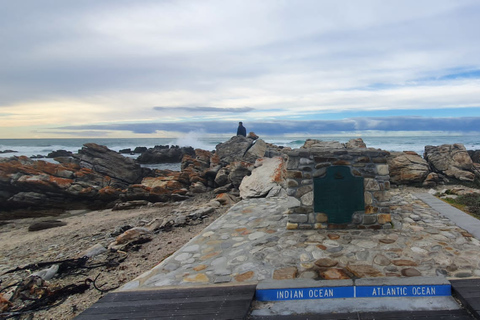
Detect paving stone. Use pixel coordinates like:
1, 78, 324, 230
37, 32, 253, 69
320, 268, 350, 280
183, 273, 209, 282
273, 266, 298, 280
379, 238, 396, 244
401, 268, 421, 277
298, 271, 318, 279
392, 259, 418, 266
117, 190, 480, 291
346, 265, 383, 278
314, 258, 338, 268
235, 271, 255, 282
373, 254, 391, 266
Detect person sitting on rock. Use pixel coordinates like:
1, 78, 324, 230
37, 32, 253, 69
237, 122, 246, 137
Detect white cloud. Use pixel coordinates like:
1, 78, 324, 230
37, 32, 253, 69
1, 0, 480, 137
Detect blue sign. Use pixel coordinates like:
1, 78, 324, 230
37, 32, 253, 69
255, 285, 451, 301
356, 285, 451, 298
256, 286, 354, 301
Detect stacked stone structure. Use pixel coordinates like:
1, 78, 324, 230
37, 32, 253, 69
285, 140, 391, 230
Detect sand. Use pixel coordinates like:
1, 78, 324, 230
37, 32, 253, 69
0, 192, 228, 320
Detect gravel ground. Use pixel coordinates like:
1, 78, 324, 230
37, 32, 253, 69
0, 193, 230, 320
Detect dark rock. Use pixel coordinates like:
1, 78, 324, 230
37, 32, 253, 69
0, 150, 17, 154
47, 150, 72, 158
74, 143, 144, 188
133, 147, 148, 153
215, 136, 254, 165
468, 150, 480, 163
137, 145, 195, 164
119, 148, 132, 154
28, 220, 67, 231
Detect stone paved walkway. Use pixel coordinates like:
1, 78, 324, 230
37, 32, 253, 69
119, 189, 480, 291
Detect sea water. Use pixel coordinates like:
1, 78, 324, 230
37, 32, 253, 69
1, 132, 480, 169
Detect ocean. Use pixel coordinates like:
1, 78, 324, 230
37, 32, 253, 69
1, 132, 480, 170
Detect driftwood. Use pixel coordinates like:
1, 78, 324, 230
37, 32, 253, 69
1, 256, 89, 276
0, 274, 119, 319
0, 254, 126, 318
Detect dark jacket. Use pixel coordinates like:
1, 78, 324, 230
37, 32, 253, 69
237, 124, 246, 137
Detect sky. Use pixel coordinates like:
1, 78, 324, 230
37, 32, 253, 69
1, 0, 480, 139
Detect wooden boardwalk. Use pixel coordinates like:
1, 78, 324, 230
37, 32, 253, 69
75, 284, 256, 320
76, 279, 480, 320
452, 279, 480, 320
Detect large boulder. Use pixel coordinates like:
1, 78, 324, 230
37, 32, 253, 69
387, 151, 430, 185
239, 157, 287, 199
215, 136, 255, 165
424, 144, 476, 182
0, 156, 110, 211
73, 143, 144, 188
228, 161, 254, 188
137, 145, 195, 164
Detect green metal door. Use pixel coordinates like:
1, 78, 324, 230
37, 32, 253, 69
314, 166, 364, 224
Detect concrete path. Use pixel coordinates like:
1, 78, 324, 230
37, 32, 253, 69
119, 188, 480, 292
415, 192, 480, 239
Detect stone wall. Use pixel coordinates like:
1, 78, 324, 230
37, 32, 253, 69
285, 144, 391, 230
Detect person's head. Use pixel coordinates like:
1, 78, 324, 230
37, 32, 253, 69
239, 122, 243, 126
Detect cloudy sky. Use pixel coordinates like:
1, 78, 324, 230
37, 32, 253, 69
1, 0, 480, 139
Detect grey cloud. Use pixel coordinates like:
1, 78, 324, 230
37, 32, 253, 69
153, 106, 255, 113
55, 117, 480, 135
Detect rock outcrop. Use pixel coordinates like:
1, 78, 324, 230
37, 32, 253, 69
239, 157, 287, 199
424, 144, 476, 182
387, 151, 430, 185
137, 145, 195, 164
73, 143, 144, 188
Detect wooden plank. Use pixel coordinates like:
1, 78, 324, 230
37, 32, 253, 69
99, 285, 256, 302
76, 285, 256, 320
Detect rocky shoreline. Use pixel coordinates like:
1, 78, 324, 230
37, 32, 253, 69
1, 136, 480, 218
2, 136, 480, 319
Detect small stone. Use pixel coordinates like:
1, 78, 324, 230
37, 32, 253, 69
235, 271, 255, 282
327, 246, 343, 253
314, 258, 338, 268
299, 271, 318, 279
379, 239, 396, 244
328, 234, 340, 240
411, 247, 428, 255
248, 232, 266, 241
373, 254, 391, 266
175, 252, 193, 262
286, 222, 298, 230
346, 265, 383, 278
202, 231, 215, 237
401, 268, 421, 277
183, 273, 209, 283
320, 268, 350, 280
436, 269, 448, 277
317, 244, 327, 250
273, 267, 298, 280
393, 259, 418, 266
356, 240, 377, 249
214, 276, 232, 283
193, 264, 207, 271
